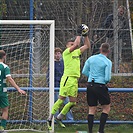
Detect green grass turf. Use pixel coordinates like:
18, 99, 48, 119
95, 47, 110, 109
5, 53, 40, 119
55, 124, 133, 133
8, 124, 133, 133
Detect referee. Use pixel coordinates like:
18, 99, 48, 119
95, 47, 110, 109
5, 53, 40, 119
82, 43, 112, 133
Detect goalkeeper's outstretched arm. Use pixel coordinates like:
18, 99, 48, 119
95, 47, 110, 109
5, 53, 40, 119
67, 24, 90, 53
68, 36, 81, 52
79, 24, 91, 53
80, 36, 91, 53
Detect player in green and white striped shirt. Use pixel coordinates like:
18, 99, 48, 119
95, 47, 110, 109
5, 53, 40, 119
0, 50, 26, 133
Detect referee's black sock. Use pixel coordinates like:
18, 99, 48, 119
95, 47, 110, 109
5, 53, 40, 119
98, 112, 108, 133
87, 114, 94, 133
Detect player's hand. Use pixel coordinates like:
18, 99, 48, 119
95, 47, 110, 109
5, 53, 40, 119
77, 25, 82, 36
77, 24, 89, 36
18, 89, 27, 95
81, 24, 89, 37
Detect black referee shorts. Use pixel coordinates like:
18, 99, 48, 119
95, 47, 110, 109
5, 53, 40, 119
86, 82, 110, 106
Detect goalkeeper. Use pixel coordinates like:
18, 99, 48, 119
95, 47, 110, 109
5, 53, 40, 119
47, 24, 91, 130
0, 50, 27, 133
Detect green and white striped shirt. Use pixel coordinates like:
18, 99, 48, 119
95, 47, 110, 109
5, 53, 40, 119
0, 62, 11, 94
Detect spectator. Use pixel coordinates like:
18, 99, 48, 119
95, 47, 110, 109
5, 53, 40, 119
103, 5, 128, 61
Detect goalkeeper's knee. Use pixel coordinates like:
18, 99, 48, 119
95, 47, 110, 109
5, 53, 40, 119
69, 102, 76, 108
61, 102, 76, 115
51, 99, 64, 115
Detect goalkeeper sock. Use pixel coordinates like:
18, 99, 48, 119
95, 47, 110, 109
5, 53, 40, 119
60, 102, 76, 116
51, 99, 64, 116
1, 119, 7, 129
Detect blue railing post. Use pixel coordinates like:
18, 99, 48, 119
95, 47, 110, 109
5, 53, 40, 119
29, 0, 34, 123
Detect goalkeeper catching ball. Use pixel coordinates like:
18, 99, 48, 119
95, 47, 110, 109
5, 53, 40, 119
47, 24, 91, 130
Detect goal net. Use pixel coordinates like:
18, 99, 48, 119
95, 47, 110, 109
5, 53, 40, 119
0, 20, 55, 132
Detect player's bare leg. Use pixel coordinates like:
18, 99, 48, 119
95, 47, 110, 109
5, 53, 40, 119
0, 107, 8, 133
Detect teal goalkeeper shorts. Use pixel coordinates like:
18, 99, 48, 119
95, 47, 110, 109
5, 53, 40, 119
59, 76, 78, 97
0, 93, 9, 108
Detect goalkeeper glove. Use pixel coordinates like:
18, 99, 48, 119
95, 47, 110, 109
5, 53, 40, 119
81, 24, 89, 37
77, 25, 82, 36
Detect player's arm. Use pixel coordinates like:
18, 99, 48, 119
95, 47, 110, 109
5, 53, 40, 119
6, 76, 26, 95
80, 36, 91, 54
69, 24, 90, 53
69, 36, 81, 52
105, 61, 112, 84
82, 59, 90, 77
69, 24, 85, 52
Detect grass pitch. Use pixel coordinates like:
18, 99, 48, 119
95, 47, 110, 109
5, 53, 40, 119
8, 124, 133, 133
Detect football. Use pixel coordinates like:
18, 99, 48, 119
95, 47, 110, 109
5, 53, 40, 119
81, 24, 89, 35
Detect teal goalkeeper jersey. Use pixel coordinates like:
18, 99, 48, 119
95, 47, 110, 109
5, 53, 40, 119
0, 62, 11, 94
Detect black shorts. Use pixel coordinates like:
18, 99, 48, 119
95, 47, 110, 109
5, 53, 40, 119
86, 82, 110, 106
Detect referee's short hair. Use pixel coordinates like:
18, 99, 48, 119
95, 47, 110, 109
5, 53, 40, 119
100, 43, 110, 53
